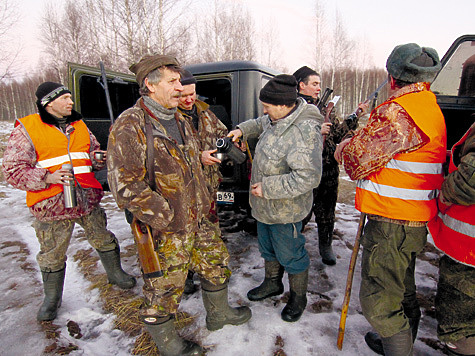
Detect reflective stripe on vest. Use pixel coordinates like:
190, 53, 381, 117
356, 90, 446, 221
427, 127, 475, 266
18, 114, 102, 206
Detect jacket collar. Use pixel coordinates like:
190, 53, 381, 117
36, 101, 82, 126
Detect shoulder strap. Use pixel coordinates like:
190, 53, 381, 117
144, 118, 157, 191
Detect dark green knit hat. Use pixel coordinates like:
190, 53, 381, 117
386, 43, 441, 83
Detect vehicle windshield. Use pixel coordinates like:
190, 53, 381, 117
432, 39, 475, 97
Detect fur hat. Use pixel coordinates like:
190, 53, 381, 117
129, 54, 180, 85
259, 74, 298, 106
386, 43, 441, 83
180, 69, 197, 86
35, 82, 71, 107
293, 66, 318, 85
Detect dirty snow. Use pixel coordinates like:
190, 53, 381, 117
0, 121, 445, 356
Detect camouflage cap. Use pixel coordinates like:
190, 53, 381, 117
129, 54, 180, 85
386, 43, 441, 83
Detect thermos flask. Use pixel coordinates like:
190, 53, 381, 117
62, 163, 77, 208
216, 137, 247, 164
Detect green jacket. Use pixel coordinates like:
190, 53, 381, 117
238, 98, 323, 224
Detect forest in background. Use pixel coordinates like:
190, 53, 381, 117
0, 0, 388, 122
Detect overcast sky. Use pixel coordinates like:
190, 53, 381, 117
10, 0, 475, 78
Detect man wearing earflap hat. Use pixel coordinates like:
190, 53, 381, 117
2, 82, 136, 322
228, 74, 324, 323
335, 43, 446, 355
107, 55, 251, 356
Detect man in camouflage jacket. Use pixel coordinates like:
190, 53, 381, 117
106, 55, 251, 356
293, 65, 363, 266
177, 69, 229, 294
228, 74, 323, 323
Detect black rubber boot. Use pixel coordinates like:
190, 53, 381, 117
97, 247, 136, 289
247, 260, 284, 301
201, 280, 252, 331
281, 269, 308, 322
381, 328, 414, 356
144, 316, 203, 356
365, 317, 420, 355
318, 223, 336, 265
365, 331, 385, 355
184, 270, 198, 295
37, 267, 66, 321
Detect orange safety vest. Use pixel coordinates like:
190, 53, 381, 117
17, 114, 102, 207
355, 90, 447, 221
428, 128, 475, 267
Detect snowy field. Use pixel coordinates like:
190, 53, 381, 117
0, 120, 445, 355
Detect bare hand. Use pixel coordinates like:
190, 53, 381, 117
46, 168, 73, 185
202, 149, 221, 165
321, 122, 332, 136
356, 100, 370, 117
334, 138, 351, 164
251, 182, 263, 197
92, 150, 107, 163
227, 129, 243, 142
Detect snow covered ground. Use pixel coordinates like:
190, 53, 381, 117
0, 121, 445, 356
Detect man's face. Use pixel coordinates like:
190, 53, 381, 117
262, 102, 291, 121
178, 84, 197, 110
146, 68, 183, 109
46, 93, 74, 118
299, 74, 321, 99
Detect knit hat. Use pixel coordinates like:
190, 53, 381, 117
259, 74, 298, 106
292, 66, 318, 84
386, 43, 441, 83
180, 69, 197, 86
35, 82, 71, 107
129, 54, 180, 85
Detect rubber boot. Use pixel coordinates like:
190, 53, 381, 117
281, 269, 308, 322
201, 280, 252, 331
247, 260, 284, 301
318, 223, 336, 265
144, 316, 203, 356
184, 270, 198, 295
364, 316, 420, 356
97, 247, 136, 289
381, 328, 414, 356
37, 266, 66, 321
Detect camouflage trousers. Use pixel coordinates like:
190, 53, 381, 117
33, 206, 118, 272
359, 219, 427, 338
141, 219, 230, 319
436, 255, 475, 343
303, 165, 339, 226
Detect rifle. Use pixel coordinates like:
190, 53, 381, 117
131, 217, 164, 278
317, 87, 334, 111
98, 61, 115, 126
337, 212, 366, 350
352, 79, 388, 117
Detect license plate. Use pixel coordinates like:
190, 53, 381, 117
217, 191, 234, 204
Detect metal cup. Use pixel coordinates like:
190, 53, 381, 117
94, 152, 104, 161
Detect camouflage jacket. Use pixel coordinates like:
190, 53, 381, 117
177, 99, 228, 194
238, 98, 323, 224
442, 122, 475, 205
107, 98, 210, 235
2, 108, 103, 222
298, 93, 359, 177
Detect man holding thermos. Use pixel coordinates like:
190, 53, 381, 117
2, 81, 136, 322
